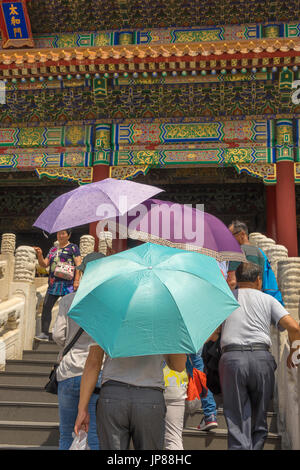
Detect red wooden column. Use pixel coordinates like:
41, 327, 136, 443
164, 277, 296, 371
275, 161, 298, 256
275, 119, 298, 256
266, 185, 277, 241
89, 165, 109, 250
89, 165, 128, 253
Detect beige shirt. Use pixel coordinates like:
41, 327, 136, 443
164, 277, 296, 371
52, 292, 99, 382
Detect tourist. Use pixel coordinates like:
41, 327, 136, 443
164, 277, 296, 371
74, 346, 187, 450
194, 260, 230, 431
163, 349, 217, 450
218, 262, 300, 450
163, 359, 189, 450
34, 229, 81, 341
193, 349, 218, 431
228, 220, 283, 304
52, 252, 104, 450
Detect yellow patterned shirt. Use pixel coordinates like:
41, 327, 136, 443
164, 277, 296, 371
163, 364, 189, 401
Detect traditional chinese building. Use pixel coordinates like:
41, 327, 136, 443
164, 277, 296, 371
0, 0, 299, 255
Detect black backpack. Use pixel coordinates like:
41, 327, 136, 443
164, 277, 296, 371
201, 337, 222, 395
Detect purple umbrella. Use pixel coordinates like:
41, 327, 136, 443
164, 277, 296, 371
33, 178, 164, 234
115, 198, 246, 262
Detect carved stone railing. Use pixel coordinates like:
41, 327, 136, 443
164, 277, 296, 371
249, 232, 300, 449
0, 233, 16, 302
98, 231, 112, 255
0, 296, 25, 369
0, 237, 38, 368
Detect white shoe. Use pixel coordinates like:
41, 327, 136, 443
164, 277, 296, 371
34, 332, 49, 342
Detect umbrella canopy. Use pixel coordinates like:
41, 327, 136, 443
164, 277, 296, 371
116, 198, 246, 262
68, 242, 239, 358
33, 178, 164, 234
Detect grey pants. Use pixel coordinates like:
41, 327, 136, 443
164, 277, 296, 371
219, 350, 277, 450
96, 381, 166, 450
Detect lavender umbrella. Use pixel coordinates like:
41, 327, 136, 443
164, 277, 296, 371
116, 198, 246, 262
33, 179, 164, 234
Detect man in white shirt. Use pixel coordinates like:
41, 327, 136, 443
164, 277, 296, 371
219, 262, 300, 450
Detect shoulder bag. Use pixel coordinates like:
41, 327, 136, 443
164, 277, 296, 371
45, 327, 84, 394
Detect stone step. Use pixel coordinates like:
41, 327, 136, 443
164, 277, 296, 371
23, 350, 59, 361
0, 420, 281, 449
0, 421, 59, 446
182, 428, 281, 450
0, 402, 59, 422
32, 341, 60, 353
0, 385, 58, 403
0, 371, 51, 386
185, 409, 278, 434
5, 359, 57, 373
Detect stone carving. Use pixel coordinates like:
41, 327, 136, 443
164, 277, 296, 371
80, 235, 95, 258
98, 231, 112, 255
277, 258, 300, 320
0, 301, 22, 333
0, 263, 5, 279
257, 237, 276, 253
13, 246, 37, 283
7, 309, 20, 330
248, 232, 267, 246
249, 232, 289, 278
1, 233, 16, 255
264, 244, 288, 277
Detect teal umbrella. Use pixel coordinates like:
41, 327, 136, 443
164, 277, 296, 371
68, 242, 239, 358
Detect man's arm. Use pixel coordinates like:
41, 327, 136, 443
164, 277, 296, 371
278, 314, 300, 368
74, 345, 104, 434
164, 354, 187, 372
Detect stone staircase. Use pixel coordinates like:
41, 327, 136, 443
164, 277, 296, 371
0, 341, 60, 449
0, 341, 282, 450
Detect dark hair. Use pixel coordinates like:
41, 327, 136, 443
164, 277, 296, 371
236, 262, 262, 283
229, 220, 249, 236
57, 229, 72, 236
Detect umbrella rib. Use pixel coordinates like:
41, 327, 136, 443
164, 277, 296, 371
83, 269, 148, 355
154, 267, 233, 299
152, 269, 239, 355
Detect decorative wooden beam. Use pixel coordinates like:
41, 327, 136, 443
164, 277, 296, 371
0, 37, 299, 80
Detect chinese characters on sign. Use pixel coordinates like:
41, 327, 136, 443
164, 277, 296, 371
0, 0, 34, 47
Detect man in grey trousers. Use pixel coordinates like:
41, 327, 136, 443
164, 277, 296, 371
74, 345, 187, 450
219, 262, 300, 450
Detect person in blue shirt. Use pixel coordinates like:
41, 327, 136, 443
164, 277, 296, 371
228, 220, 284, 305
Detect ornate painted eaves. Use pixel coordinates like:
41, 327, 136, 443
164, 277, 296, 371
0, 38, 299, 80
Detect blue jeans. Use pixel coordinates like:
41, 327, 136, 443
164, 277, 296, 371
190, 349, 217, 417
57, 374, 101, 450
